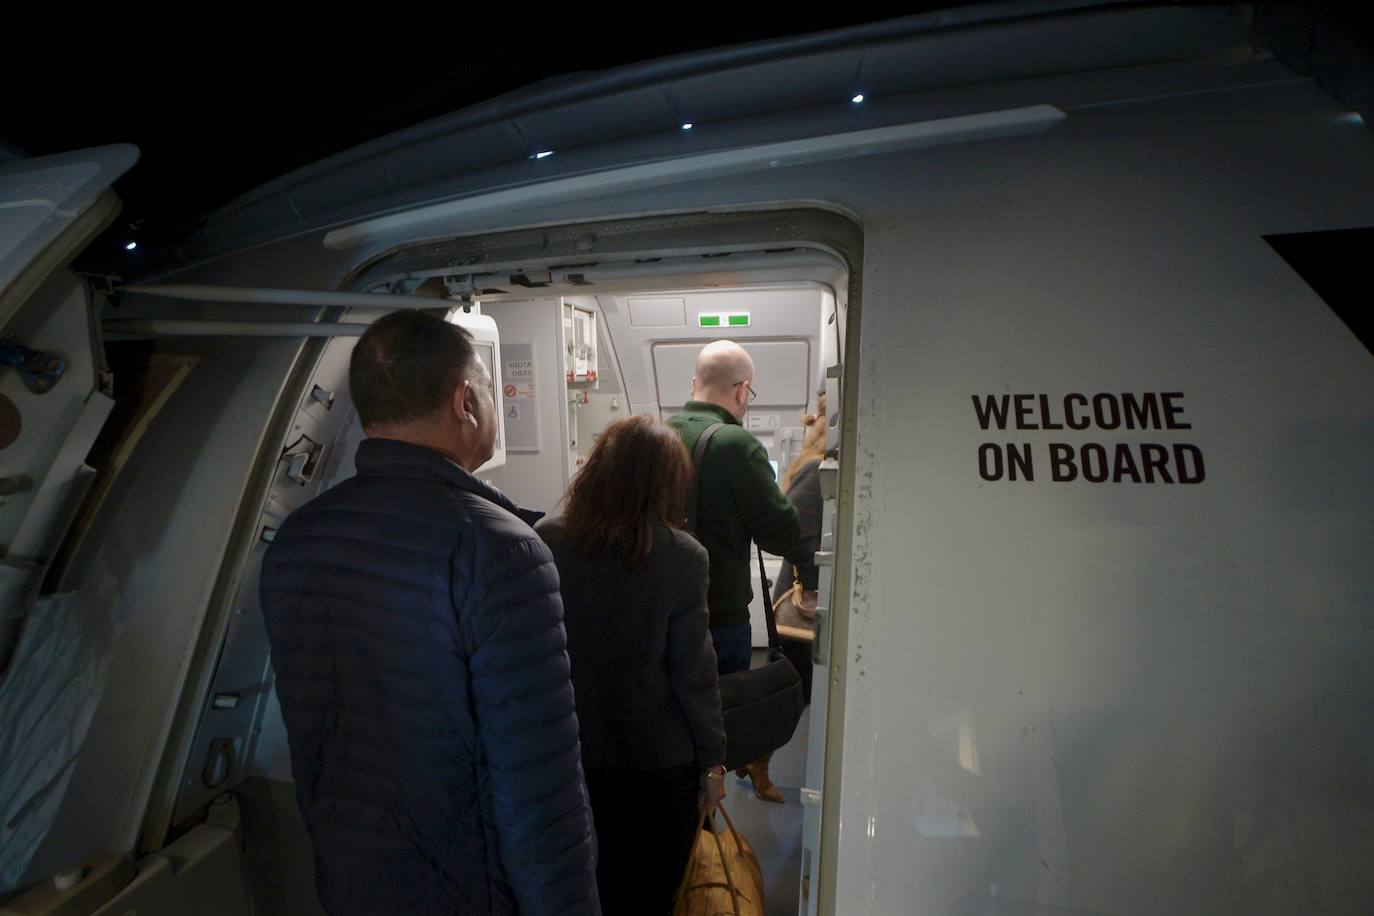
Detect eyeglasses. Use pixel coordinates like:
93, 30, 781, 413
732, 380, 758, 403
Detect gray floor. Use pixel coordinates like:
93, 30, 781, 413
718, 671, 812, 916
239, 661, 815, 916
243, 723, 813, 916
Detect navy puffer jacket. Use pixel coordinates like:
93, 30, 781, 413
260, 438, 599, 915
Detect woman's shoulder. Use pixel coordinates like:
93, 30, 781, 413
656, 525, 708, 564
788, 457, 823, 488
533, 514, 567, 544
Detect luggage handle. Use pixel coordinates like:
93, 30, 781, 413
704, 807, 744, 916
673, 802, 745, 916
713, 800, 746, 851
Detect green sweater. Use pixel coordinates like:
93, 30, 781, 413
668, 401, 802, 630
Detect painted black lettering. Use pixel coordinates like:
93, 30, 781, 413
1049, 443, 1077, 481
1112, 443, 1143, 483
1064, 394, 1090, 430
1081, 443, 1109, 482
1008, 443, 1034, 481
1141, 444, 1173, 483
1014, 394, 1037, 429
1175, 444, 1206, 483
1092, 394, 1121, 430
979, 443, 1004, 481
1122, 392, 1162, 430
1039, 394, 1063, 430
1162, 392, 1191, 430
973, 395, 1011, 431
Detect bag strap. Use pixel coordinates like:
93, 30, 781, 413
685, 421, 727, 534
772, 563, 809, 612
705, 807, 744, 916
687, 421, 787, 657
672, 804, 713, 912
673, 804, 743, 916
715, 799, 746, 850
757, 545, 785, 656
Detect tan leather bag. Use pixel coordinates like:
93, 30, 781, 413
673, 803, 764, 916
773, 564, 818, 634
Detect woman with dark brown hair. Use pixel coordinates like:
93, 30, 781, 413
536, 414, 726, 916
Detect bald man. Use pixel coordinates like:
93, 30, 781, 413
669, 340, 801, 652
667, 342, 801, 800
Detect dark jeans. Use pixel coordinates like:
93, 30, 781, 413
710, 623, 753, 675
583, 762, 701, 916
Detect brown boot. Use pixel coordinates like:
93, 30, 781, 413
744, 756, 784, 804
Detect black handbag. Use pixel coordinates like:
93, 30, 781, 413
687, 422, 806, 771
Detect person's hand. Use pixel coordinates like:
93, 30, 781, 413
701, 765, 727, 811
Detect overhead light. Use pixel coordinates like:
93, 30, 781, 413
681, 122, 694, 131
532, 150, 555, 160
1336, 112, 1365, 125
125, 241, 138, 251
851, 93, 865, 104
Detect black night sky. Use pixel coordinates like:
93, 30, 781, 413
3, 1, 1370, 271
4, 5, 923, 245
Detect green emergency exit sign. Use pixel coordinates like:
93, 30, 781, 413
698, 312, 750, 328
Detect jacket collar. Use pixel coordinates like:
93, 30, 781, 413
682, 400, 741, 426
354, 438, 544, 526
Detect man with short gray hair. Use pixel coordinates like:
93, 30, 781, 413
261, 309, 599, 915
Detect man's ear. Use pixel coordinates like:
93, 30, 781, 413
452, 380, 477, 426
